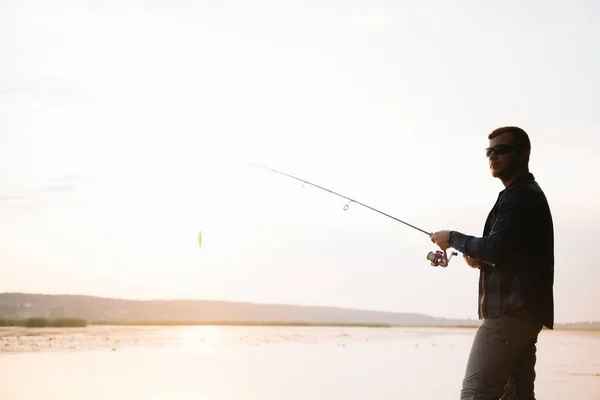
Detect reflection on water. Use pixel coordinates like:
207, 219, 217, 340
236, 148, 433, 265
0, 325, 476, 354
0, 326, 598, 399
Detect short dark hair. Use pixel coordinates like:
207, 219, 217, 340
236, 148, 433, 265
488, 126, 531, 153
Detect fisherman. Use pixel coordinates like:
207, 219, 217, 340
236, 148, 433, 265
430, 126, 554, 400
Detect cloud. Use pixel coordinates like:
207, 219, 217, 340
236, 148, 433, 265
41, 183, 78, 193
0, 76, 92, 107
41, 175, 82, 193
0, 196, 35, 218
49, 175, 81, 182
0, 176, 83, 221
0, 196, 26, 201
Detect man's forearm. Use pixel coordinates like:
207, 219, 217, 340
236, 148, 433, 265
449, 231, 503, 266
447, 189, 525, 266
449, 231, 472, 255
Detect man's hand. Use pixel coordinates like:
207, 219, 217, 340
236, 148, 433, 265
430, 230, 452, 250
463, 255, 481, 269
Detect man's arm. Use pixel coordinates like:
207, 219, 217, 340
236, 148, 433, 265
448, 189, 527, 267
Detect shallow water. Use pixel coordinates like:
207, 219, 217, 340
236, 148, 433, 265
0, 326, 598, 399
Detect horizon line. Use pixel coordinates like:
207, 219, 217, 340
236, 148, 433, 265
1, 291, 596, 325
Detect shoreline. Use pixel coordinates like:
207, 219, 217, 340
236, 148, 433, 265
1, 317, 599, 331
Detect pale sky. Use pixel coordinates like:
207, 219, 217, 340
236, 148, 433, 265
1, 0, 599, 323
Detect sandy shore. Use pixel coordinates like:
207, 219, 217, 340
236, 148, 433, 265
1, 326, 599, 399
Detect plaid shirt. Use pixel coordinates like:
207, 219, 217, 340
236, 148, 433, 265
449, 173, 555, 329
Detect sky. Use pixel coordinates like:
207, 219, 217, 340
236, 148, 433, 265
1, 0, 599, 323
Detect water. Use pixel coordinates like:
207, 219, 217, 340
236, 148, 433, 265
1, 326, 598, 399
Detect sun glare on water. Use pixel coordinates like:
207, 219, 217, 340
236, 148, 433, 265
168, 326, 224, 354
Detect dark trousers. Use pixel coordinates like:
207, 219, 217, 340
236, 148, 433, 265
460, 308, 543, 400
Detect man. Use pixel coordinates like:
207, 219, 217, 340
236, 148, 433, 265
430, 126, 554, 400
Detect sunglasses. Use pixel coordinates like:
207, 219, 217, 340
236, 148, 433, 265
485, 144, 517, 158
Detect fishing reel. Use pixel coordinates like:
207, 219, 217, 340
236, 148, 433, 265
427, 249, 458, 268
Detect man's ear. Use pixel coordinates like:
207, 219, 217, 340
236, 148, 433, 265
518, 149, 530, 164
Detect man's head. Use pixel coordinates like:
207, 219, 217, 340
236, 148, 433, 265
485, 126, 531, 183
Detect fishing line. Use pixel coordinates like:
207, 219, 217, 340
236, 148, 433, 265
247, 162, 431, 236
239, 161, 463, 267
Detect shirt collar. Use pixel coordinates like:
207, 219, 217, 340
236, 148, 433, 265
501, 172, 535, 193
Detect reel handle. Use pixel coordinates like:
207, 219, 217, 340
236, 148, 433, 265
426, 249, 458, 267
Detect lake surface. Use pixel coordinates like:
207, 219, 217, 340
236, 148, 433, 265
1, 326, 598, 399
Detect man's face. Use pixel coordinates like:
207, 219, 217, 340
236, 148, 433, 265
486, 132, 520, 179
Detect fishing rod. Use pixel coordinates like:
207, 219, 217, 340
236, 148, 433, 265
247, 162, 458, 267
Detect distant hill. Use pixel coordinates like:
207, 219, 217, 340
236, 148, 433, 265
0, 293, 478, 327
1, 293, 596, 329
